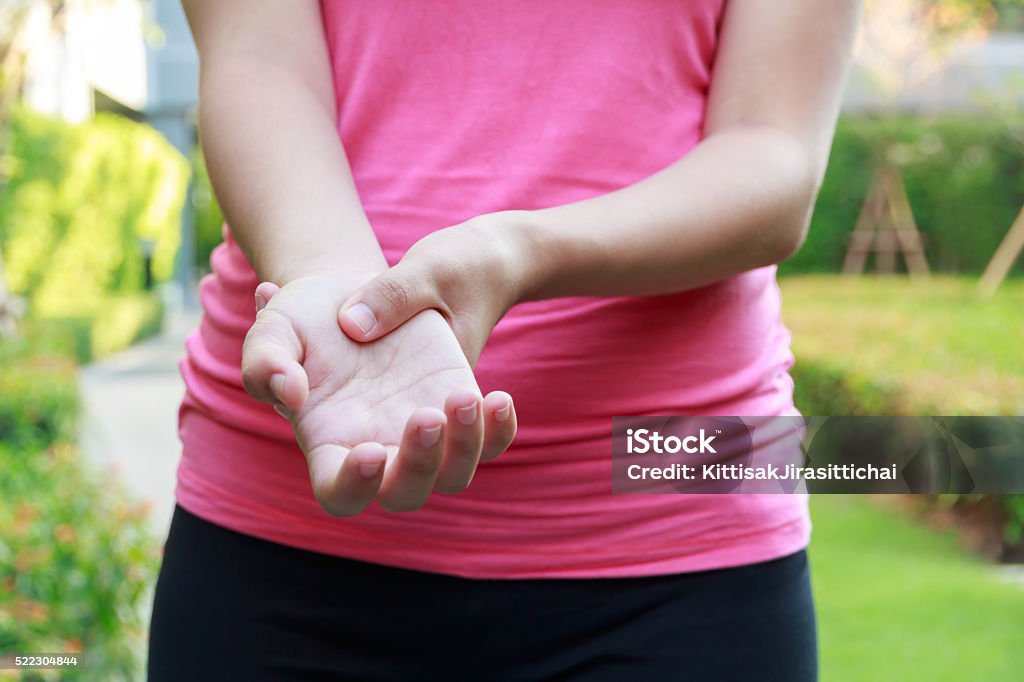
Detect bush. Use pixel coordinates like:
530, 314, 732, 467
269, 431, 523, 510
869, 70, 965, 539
89, 293, 165, 360
191, 149, 224, 276
793, 360, 1024, 559
0, 355, 78, 452
791, 360, 909, 416
0, 444, 158, 681
32, 290, 165, 364
3, 291, 164, 365
0, 341, 157, 680
0, 106, 189, 316
782, 115, 1024, 276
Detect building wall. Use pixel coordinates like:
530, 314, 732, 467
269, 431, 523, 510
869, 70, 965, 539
21, 0, 148, 122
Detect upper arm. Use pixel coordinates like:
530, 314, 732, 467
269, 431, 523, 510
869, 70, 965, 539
703, 0, 862, 183
181, 0, 335, 113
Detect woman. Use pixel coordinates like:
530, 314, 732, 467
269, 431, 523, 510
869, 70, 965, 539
149, 1, 860, 679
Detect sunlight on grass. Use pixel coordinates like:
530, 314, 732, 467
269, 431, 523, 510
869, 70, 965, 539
780, 276, 1024, 414
811, 495, 1024, 682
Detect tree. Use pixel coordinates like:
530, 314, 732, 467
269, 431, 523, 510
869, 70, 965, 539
0, 1, 71, 336
842, 0, 1001, 276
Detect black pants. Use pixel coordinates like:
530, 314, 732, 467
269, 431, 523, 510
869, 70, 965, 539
149, 505, 817, 681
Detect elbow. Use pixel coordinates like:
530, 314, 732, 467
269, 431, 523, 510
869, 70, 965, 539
771, 199, 814, 265
762, 133, 821, 265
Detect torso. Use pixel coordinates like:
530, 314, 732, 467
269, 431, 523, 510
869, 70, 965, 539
174, 0, 811, 578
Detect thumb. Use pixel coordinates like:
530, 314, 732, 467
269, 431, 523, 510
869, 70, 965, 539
241, 282, 309, 410
338, 266, 438, 342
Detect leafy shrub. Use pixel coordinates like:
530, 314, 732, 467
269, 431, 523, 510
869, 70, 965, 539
0, 355, 78, 452
0, 106, 189, 316
782, 114, 1024, 276
1004, 495, 1024, 546
791, 360, 910, 416
0, 342, 157, 680
27, 293, 164, 364
89, 293, 165, 360
191, 149, 224, 276
0, 443, 158, 681
793, 361, 1024, 558
2, 291, 163, 365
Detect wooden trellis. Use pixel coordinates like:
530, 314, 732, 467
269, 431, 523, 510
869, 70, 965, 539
978, 205, 1024, 297
842, 164, 930, 277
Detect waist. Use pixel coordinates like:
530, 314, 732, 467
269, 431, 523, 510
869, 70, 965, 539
174, 406, 809, 578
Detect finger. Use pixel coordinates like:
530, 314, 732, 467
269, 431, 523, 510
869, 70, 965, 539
434, 391, 484, 493
480, 391, 516, 461
307, 442, 387, 517
241, 290, 309, 410
338, 261, 438, 342
377, 408, 446, 512
254, 281, 279, 313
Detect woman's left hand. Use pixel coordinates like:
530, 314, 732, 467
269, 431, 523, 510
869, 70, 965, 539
337, 211, 534, 365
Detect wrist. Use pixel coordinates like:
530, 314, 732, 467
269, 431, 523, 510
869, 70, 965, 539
265, 255, 387, 288
270, 262, 385, 292
472, 210, 549, 306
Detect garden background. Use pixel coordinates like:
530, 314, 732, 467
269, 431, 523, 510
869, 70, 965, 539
1, 0, 1023, 679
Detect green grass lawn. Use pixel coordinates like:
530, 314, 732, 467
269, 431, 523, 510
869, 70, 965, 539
779, 275, 1024, 415
810, 495, 1024, 682
786, 277, 1024, 677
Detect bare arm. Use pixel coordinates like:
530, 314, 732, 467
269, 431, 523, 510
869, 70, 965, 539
338, 0, 862, 355
182, 0, 386, 283
181, 0, 517, 516
517, 0, 862, 298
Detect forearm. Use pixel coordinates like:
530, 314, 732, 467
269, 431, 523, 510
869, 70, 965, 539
509, 0, 861, 302
198, 56, 386, 284
335, 0, 858, 362
515, 125, 817, 300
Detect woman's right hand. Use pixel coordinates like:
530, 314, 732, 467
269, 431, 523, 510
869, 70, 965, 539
240, 271, 517, 517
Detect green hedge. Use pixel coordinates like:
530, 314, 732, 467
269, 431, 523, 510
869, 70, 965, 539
13, 292, 165, 365
782, 115, 1024, 276
0, 339, 157, 680
791, 360, 909, 417
793, 361, 1024, 553
0, 106, 189, 316
792, 357, 1024, 555
191, 149, 223, 276
0, 352, 78, 453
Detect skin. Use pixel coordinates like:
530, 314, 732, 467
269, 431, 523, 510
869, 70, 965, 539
183, 0, 861, 516
183, 0, 516, 516
248, 275, 515, 515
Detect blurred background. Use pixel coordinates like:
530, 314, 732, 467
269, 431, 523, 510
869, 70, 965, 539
0, 0, 1022, 679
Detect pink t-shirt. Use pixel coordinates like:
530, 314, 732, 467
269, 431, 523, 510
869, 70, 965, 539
175, 0, 810, 578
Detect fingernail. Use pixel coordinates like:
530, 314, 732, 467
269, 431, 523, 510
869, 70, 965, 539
359, 458, 384, 479
255, 292, 268, 313
494, 399, 511, 423
419, 425, 442, 448
345, 303, 377, 336
456, 403, 477, 425
269, 373, 286, 403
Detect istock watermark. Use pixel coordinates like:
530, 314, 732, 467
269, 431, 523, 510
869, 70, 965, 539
626, 427, 718, 454
611, 416, 1024, 494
